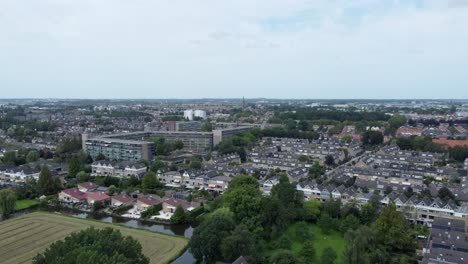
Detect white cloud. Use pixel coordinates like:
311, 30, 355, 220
0, 0, 467, 98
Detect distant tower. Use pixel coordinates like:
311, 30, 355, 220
242, 96, 245, 111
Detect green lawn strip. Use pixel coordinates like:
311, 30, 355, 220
266, 222, 346, 263
15, 199, 40, 210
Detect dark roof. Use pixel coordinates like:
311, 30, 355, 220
232, 256, 248, 264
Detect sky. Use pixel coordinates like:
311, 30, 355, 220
1, 0, 468, 99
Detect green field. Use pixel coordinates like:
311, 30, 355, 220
0, 212, 188, 264
269, 222, 346, 263
15, 199, 40, 211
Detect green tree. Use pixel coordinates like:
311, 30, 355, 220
142, 171, 159, 192
299, 241, 315, 263
76, 171, 90, 183
26, 150, 40, 163
68, 156, 81, 178
361, 131, 384, 146
189, 160, 202, 169
150, 160, 165, 173
303, 199, 321, 222
438, 187, 455, 202
388, 115, 406, 129
324, 155, 335, 166
309, 161, 326, 178
372, 201, 415, 254
190, 214, 235, 261
38, 166, 54, 196
33, 227, 149, 264
260, 196, 288, 239
170, 206, 187, 224
270, 250, 297, 264
2, 151, 17, 165
343, 226, 374, 264
271, 181, 304, 221
321, 246, 337, 264
221, 225, 257, 262
95, 153, 107, 161
0, 189, 17, 218
340, 215, 360, 234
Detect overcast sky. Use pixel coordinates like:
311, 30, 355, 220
1, 0, 467, 99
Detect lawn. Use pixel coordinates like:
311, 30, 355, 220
269, 222, 346, 263
15, 199, 40, 210
0, 212, 188, 264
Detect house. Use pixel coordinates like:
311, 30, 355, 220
111, 193, 134, 207
161, 198, 200, 214
1, 166, 40, 182
91, 160, 147, 178
396, 127, 423, 137
85, 192, 110, 204
232, 256, 249, 264
260, 177, 280, 195
422, 217, 468, 264
464, 158, 468, 170
59, 188, 87, 204
136, 195, 163, 211
78, 182, 99, 192
205, 175, 231, 194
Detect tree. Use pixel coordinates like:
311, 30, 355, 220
221, 225, 257, 262
303, 199, 321, 222
299, 241, 315, 262
2, 151, 17, 165
321, 247, 337, 264
270, 250, 297, 264
384, 186, 393, 195
189, 160, 202, 169
372, 201, 415, 254
150, 160, 165, 173
38, 166, 54, 196
388, 115, 406, 130
95, 153, 107, 161
76, 171, 90, 183
298, 155, 310, 163
33, 227, 149, 264
343, 226, 375, 264
404, 186, 414, 198
295, 221, 312, 242
142, 171, 159, 192
260, 196, 288, 240
324, 155, 335, 166
68, 156, 81, 178
271, 181, 304, 221
438, 187, 455, 202
26, 150, 40, 163
309, 161, 326, 178
0, 189, 17, 218
170, 206, 187, 224
361, 131, 384, 146
340, 215, 360, 234
190, 214, 235, 261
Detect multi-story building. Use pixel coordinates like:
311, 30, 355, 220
84, 137, 154, 162
212, 126, 254, 146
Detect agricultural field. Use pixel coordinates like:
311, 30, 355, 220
0, 212, 188, 264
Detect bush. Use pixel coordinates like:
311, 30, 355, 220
141, 203, 162, 219
112, 205, 133, 215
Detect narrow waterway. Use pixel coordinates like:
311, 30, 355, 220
70, 212, 197, 264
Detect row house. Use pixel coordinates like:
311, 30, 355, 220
157, 169, 231, 194
296, 181, 357, 203
0, 166, 40, 182
91, 160, 147, 178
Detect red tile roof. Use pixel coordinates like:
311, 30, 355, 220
433, 138, 468, 148
396, 127, 423, 137
137, 195, 162, 206
62, 188, 87, 200
112, 193, 134, 204
86, 192, 110, 202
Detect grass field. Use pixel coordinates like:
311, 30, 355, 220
268, 222, 346, 263
0, 212, 188, 264
15, 199, 40, 211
